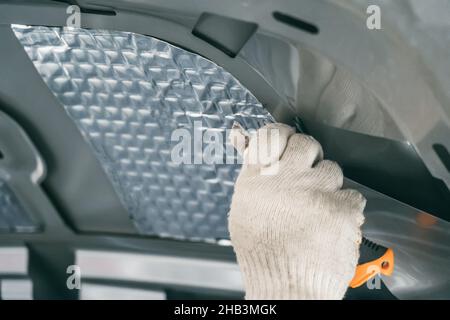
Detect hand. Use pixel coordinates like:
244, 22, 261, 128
228, 123, 366, 300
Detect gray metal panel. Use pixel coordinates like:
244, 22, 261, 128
294, 118, 450, 222
192, 13, 257, 57
346, 179, 450, 300
76, 249, 243, 292
0, 109, 48, 234
0, 246, 28, 274
0, 279, 33, 300
12, 25, 273, 240
0, 24, 136, 235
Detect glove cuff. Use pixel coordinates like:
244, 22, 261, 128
236, 249, 349, 300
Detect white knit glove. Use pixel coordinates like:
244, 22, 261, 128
228, 123, 366, 300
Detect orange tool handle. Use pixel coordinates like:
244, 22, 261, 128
350, 237, 395, 288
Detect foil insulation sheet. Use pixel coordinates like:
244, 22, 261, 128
0, 180, 36, 233
12, 25, 273, 240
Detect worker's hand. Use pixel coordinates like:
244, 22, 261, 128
228, 123, 366, 300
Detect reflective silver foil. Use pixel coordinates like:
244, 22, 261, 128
12, 25, 273, 240
0, 180, 36, 232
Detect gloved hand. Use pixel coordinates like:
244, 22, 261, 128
228, 123, 366, 300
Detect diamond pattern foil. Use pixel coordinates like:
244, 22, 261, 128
0, 180, 37, 233
12, 25, 273, 240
